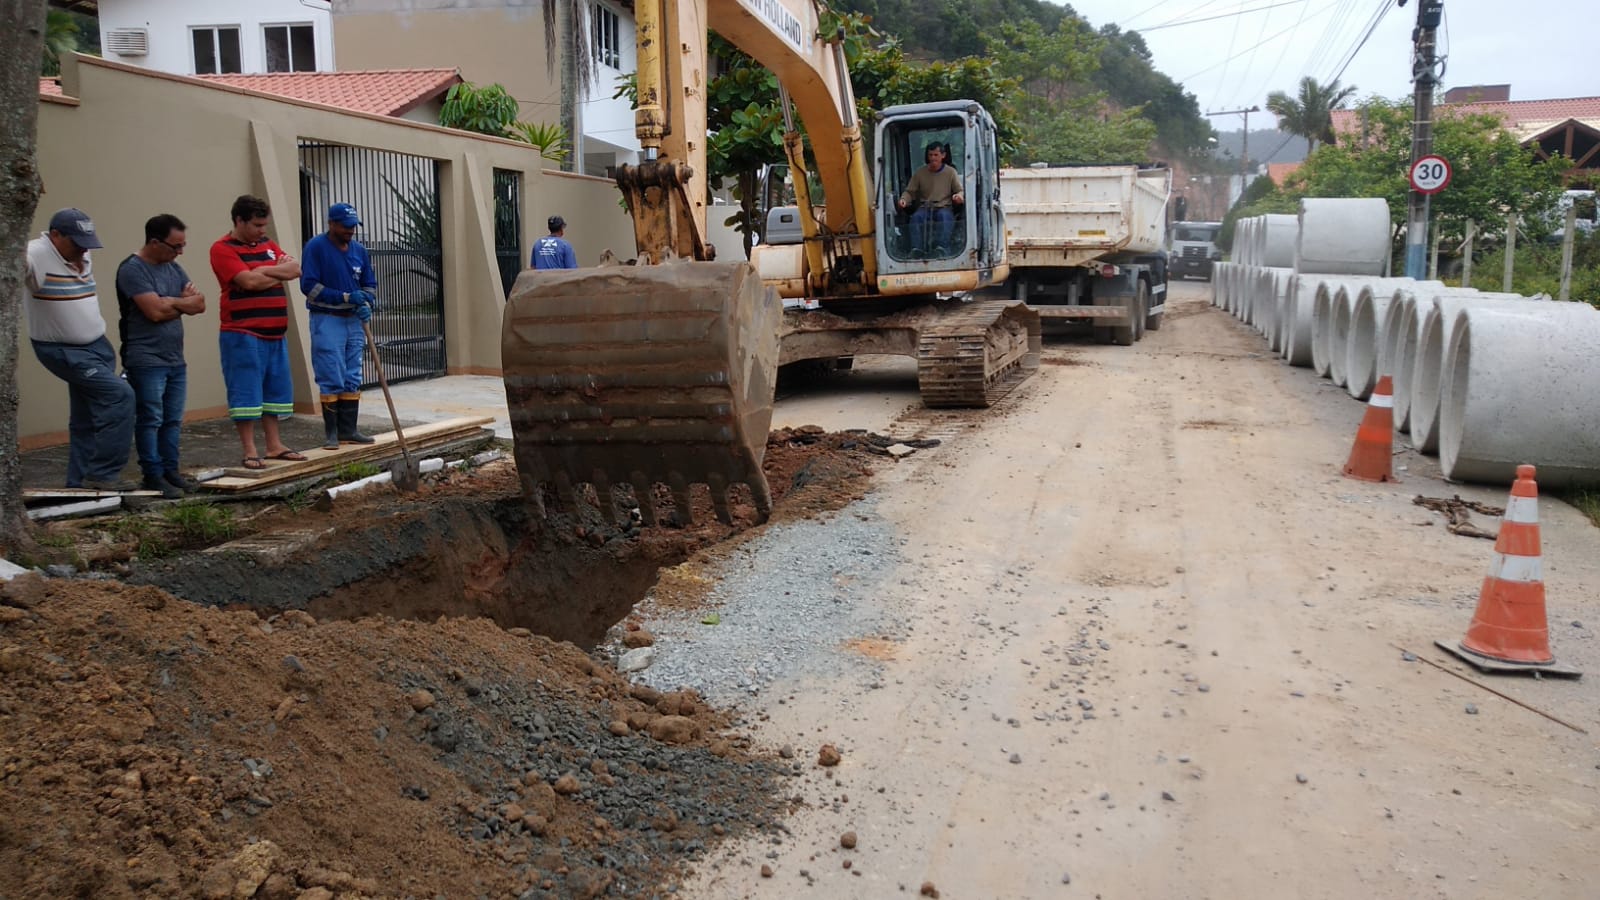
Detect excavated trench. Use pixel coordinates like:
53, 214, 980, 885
126, 430, 876, 647
130, 491, 698, 648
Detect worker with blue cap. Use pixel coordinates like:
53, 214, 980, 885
300, 201, 378, 449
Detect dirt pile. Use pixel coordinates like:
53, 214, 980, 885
0, 577, 786, 899
1, 428, 889, 898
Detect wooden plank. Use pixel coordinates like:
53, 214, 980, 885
25, 488, 161, 502
219, 416, 494, 479
28, 497, 123, 520
201, 423, 493, 492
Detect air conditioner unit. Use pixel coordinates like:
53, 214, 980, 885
105, 28, 149, 57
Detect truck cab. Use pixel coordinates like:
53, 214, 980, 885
1170, 220, 1222, 280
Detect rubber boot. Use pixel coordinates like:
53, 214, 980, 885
321, 403, 340, 450
338, 398, 376, 444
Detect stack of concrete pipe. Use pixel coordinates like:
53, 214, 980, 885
1204, 196, 1600, 485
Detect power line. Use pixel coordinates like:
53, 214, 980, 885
1219, 0, 1277, 108
1323, 0, 1394, 86
1176, 2, 1337, 84
1138, 0, 1309, 32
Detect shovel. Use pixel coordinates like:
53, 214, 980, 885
361, 319, 421, 492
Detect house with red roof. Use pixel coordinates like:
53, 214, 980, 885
1331, 87, 1600, 184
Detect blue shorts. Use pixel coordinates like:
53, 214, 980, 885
219, 330, 294, 420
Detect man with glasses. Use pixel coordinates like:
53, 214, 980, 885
25, 208, 137, 492
116, 214, 206, 498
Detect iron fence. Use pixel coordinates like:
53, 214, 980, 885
297, 141, 446, 386
493, 168, 523, 298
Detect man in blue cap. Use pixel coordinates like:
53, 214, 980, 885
25, 208, 137, 491
301, 202, 378, 449
532, 215, 578, 269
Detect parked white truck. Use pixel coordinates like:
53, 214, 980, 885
1001, 164, 1172, 345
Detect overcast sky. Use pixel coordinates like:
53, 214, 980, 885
1063, 0, 1595, 126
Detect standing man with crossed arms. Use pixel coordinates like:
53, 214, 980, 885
209, 195, 306, 470
300, 202, 377, 449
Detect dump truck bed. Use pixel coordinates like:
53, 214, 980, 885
1001, 166, 1171, 267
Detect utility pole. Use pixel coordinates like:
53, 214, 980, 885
1404, 0, 1445, 278
1206, 106, 1261, 211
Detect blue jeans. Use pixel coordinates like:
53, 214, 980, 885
310, 312, 366, 396
910, 206, 955, 255
31, 336, 135, 485
124, 364, 187, 481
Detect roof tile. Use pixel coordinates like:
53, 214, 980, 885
198, 69, 462, 117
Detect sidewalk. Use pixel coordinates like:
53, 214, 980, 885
20, 375, 511, 490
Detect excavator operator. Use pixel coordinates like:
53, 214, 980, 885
896, 142, 965, 256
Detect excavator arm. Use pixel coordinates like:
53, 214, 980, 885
621, 0, 877, 288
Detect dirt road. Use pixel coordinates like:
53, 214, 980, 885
666, 281, 1600, 898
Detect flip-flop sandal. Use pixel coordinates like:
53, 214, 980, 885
267, 450, 308, 461
242, 456, 267, 470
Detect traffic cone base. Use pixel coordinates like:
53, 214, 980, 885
1343, 374, 1397, 482
1433, 639, 1582, 678
1436, 464, 1582, 679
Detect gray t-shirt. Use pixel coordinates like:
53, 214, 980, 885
116, 254, 190, 368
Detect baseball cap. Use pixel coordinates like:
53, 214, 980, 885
328, 202, 362, 227
48, 208, 103, 250
548, 215, 566, 231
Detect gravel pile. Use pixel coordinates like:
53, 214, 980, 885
630, 498, 907, 706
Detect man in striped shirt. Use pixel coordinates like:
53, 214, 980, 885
25, 208, 136, 491
209, 195, 305, 470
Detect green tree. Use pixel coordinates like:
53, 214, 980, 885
438, 81, 570, 162
40, 9, 78, 77
1265, 77, 1357, 153
1234, 97, 1569, 258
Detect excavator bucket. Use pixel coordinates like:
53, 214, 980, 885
502, 262, 782, 526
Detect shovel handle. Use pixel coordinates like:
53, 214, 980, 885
361, 319, 412, 461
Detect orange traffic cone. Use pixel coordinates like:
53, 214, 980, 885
1436, 465, 1581, 677
1342, 374, 1397, 482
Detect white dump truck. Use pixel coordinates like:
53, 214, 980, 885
1001, 164, 1172, 345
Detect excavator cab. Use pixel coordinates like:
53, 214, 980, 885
876, 102, 1007, 278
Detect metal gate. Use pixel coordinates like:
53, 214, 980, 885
493, 168, 523, 298
297, 142, 446, 387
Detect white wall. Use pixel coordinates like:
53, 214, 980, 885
98, 0, 334, 76
578, 0, 640, 170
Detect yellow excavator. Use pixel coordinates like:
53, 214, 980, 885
502, 0, 1040, 525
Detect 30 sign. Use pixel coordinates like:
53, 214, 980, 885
1409, 155, 1452, 194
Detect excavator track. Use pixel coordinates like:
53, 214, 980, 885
915, 299, 1042, 407
502, 262, 782, 526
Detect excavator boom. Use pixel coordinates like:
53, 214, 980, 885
503, 0, 1039, 525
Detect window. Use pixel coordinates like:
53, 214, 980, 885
265, 24, 317, 73
592, 5, 620, 70
192, 26, 241, 75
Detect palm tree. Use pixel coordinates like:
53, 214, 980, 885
41, 10, 81, 78
1265, 77, 1358, 153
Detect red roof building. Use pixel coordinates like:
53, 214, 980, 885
1332, 94, 1600, 181
199, 69, 462, 121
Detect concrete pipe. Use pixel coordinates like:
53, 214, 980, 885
1327, 284, 1360, 388
1268, 269, 1295, 354
1260, 214, 1298, 268
1311, 276, 1407, 379
1282, 274, 1323, 366
1411, 293, 1549, 454
1295, 198, 1391, 275
1389, 287, 1483, 433
1348, 280, 1441, 400
1242, 265, 1262, 327
1261, 268, 1294, 352
1441, 302, 1600, 486
1212, 262, 1230, 310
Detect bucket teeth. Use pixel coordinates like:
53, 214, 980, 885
502, 262, 781, 530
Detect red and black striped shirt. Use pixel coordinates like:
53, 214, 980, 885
210, 234, 290, 339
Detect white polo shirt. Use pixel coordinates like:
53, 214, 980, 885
25, 233, 105, 345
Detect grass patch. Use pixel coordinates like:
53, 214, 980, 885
1558, 487, 1600, 529
335, 461, 382, 482
284, 487, 318, 512
161, 501, 237, 545
107, 515, 172, 561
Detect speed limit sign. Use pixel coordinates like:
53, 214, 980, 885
1410, 155, 1452, 194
